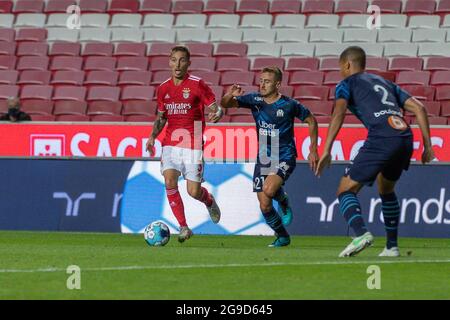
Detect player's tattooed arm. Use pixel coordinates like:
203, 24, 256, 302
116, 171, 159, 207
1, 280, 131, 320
146, 111, 167, 156
303, 114, 319, 173
207, 102, 224, 123
221, 84, 244, 109
403, 97, 435, 163
315, 98, 347, 176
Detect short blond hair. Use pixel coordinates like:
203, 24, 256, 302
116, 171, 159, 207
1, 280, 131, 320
261, 66, 282, 82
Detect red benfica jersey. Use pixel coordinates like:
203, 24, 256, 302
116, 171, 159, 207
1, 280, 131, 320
157, 73, 216, 150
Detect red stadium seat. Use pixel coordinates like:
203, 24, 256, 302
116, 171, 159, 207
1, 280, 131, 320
302, 0, 334, 14
314, 116, 332, 124
227, 108, 252, 116
190, 58, 216, 72
54, 101, 88, 115
13, 0, 44, 13
190, 71, 220, 86
121, 86, 155, 101
49, 42, 81, 57
32, 114, 56, 121
216, 57, 249, 72
320, 58, 340, 71
214, 43, 247, 57
230, 115, 254, 123
412, 116, 447, 125
185, 43, 213, 57
401, 85, 435, 101
0, 55, 16, 70
304, 101, 333, 116
148, 44, 177, 58
368, 70, 396, 82
50, 56, 83, 71
82, 43, 114, 57
151, 71, 171, 85
51, 71, 85, 86
396, 71, 430, 86
45, 0, 77, 13
389, 57, 424, 71
90, 114, 124, 122
139, 0, 171, 14
323, 71, 343, 86
56, 114, 90, 121
0, 42, 15, 56
293, 86, 329, 101
16, 42, 47, 57
436, 0, 450, 15
236, 0, 269, 14
84, 71, 119, 86
0, 29, 15, 42
17, 56, 49, 71
21, 100, 53, 115
422, 101, 441, 116
290, 71, 324, 86
20, 85, 53, 100
335, 0, 368, 14
87, 86, 121, 101
286, 58, 320, 71
366, 57, 389, 71
0, 0, 13, 13
149, 57, 171, 72
269, 0, 302, 14
15, 28, 47, 42
114, 43, 147, 57
404, 0, 436, 15
441, 101, 450, 116
116, 57, 148, 71
430, 71, 450, 86
108, 0, 139, 14
251, 58, 285, 72
53, 86, 87, 101
125, 114, 156, 122
210, 85, 223, 102
17, 70, 51, 85
172, 1, 204, 14
371, 0, 402, 13
0, 85, 19, 99
84, 57, 116, 71
221, 71, 254, 86
122, 100, 157, 116
279, 85, 293, 97
87, 101, 122, 115
79, 0, 108, 13
436, 86, 450, 101
425, 57, 450, 71
344, 115, 361, 124
0, 70, 18, 84
118, 71, 151, 86
203, 0, 236, 14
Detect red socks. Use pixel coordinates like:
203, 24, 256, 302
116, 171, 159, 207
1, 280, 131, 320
166, 187, 186, 227
199, 187, 213, 207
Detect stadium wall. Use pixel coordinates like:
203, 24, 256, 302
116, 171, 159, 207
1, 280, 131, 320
1, 158, 449, 238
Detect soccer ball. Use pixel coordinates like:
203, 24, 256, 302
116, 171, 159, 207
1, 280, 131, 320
144, 221, 170, 246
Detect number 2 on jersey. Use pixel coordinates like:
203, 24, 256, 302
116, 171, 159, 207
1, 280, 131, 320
373, 85, 395, 107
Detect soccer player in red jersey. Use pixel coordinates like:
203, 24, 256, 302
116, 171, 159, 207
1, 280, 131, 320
146, 46, 223, 243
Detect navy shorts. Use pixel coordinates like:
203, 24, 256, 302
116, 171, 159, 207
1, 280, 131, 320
253, 158, 296, 192
346, 136, 413, 186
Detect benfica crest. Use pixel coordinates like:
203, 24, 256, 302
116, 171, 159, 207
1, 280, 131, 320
182, 88, 190, 99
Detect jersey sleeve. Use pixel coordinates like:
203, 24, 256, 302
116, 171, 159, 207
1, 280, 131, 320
393, 84, 411, 108
156, 85, 166, 113
293, 100, 311, 122
235, 93, 257, 110
335, 80, 351, 101
199, 79, 216, 108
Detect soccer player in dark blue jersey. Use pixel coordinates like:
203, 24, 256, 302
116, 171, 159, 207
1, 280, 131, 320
222, 66, 319, 247
316, 46, 435, 257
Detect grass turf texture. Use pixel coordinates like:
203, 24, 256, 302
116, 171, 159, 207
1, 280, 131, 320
0, 231, 449, 299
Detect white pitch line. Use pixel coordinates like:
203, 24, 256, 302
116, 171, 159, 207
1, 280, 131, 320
1, 259, 450, 274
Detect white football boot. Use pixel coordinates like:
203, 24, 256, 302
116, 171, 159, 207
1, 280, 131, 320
379, 247, 400, 257
206, 194, 221, 224
339, 232, 374, 257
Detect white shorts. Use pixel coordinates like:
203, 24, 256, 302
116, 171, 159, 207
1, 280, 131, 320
160, 146, 204, 182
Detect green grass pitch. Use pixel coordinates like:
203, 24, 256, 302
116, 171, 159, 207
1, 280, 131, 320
0, 231, 449, 300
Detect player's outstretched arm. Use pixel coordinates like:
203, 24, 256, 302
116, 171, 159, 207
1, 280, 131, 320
403, 97, 435, 164
146, 111, 167, 156
315, 98, 347, 177
221, 84, 244, 109
303, 114, 319, 173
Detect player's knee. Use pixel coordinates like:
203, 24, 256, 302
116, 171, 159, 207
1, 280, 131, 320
164, 179, 178, 189
262, 184, 276, 199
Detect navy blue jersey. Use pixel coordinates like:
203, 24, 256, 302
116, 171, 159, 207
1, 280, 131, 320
235, 93, 311, 161
335, 72, 413, 138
